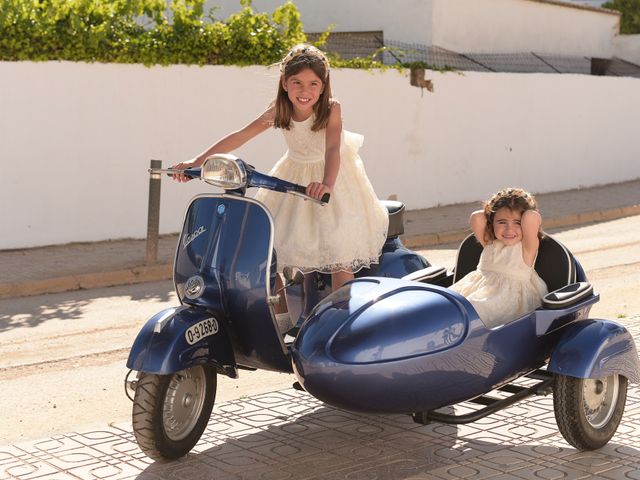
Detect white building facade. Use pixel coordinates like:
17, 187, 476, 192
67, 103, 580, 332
209, 0, 622, 59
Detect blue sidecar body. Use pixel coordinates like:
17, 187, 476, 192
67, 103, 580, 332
291, 235, 640, 416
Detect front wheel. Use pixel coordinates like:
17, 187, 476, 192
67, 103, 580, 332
553, 373, 627, 450
132, 365, 216, 460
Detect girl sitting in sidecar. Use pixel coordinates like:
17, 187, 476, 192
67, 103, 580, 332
450, 187, 548, 328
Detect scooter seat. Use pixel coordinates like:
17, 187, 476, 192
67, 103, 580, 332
380, 200, 404, 215
380, 200, 405, 238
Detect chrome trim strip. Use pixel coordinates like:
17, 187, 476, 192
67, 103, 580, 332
153, 306, 188, 334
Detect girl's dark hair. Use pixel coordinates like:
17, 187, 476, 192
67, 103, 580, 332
483, 187, 542, 242
273, 44, 332, 132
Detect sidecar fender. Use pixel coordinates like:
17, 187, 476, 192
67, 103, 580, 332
548, 319, 640, 383
126, 306, 236, 376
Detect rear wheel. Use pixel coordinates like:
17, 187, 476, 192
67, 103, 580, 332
132, 365, 216, 460
554, 373, 627, 450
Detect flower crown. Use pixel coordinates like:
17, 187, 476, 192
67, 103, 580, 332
280, 45, 330, 77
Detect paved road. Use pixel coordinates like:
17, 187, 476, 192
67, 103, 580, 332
1, 216, 639, 479
0, 280, 295, 444
1, 215, 638, 445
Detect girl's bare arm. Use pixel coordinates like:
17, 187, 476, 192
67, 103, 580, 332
521, 209, 541, 266
469, 210, 488, 246
171, 108, 273, 180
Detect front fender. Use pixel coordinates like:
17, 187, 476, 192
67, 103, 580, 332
548, 319, 640, 383
126, 306, 236, 376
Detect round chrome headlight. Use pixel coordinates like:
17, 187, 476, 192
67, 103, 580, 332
201, 154, 247, 189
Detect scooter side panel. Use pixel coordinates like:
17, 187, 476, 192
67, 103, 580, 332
175, 195, 291, 373
548, 319, 640, 383
126, 306, 236, 375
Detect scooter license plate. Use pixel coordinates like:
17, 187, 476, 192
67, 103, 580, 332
184, 318, 219, 345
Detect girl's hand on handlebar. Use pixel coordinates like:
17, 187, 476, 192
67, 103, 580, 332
306, 182, 332, 201
169, 159, 198, 183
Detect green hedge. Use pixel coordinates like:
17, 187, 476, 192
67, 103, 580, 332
0, 0, 308, 65
602, 0, 640, 34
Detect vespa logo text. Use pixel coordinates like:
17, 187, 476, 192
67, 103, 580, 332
183, 226, 207, 249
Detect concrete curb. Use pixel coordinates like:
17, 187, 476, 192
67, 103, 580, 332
0, 264, 172, 299
2, 204, 639, 300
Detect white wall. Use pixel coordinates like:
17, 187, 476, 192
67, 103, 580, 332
0, 62, 283, 249
432, 0, 619, 57
1, 61, 639, 249
614, 34, 640, 65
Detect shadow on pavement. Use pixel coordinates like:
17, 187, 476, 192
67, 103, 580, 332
0, 280, 174, 333
136, 398, 640, 480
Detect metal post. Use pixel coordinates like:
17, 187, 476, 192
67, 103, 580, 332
146, 159, 162, 265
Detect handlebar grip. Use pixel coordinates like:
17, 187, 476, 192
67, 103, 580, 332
289, 183, 329, 204
182, 167, 201, 179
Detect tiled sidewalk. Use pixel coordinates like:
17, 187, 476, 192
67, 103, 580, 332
2, 317, 639, 480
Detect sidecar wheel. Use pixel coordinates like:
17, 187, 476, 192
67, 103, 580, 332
132, 366, 216, 460
553, 373, 627, 450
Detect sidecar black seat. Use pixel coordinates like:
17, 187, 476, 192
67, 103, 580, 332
453, 234, 576, 292
380, 200, 405, 238
452, 234, 484, 284
533, 236, 576, 292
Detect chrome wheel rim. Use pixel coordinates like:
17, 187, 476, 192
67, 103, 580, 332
163, 366, 207, 441
582, 374, 619, 429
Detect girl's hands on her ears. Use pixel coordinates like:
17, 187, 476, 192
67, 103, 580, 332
306, 182, 332, 201
170, 159, 199, 183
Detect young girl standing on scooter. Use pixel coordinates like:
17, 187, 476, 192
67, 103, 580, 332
171, 44, 388, 291
450, 187, 548, 328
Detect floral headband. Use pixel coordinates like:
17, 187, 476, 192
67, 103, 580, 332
280, 45, 330, 77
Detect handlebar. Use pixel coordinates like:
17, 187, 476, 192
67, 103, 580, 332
148, 166, 330, 206
148, 167, 200, 179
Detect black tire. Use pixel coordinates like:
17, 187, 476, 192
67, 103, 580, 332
132, 365, 216, 460
553, 373, 627, 450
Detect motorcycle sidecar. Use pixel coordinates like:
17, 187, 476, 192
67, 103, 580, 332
291, 234, 640, 451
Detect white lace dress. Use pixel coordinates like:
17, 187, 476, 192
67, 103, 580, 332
450, 241, 548, 328
254, 116, 389, 273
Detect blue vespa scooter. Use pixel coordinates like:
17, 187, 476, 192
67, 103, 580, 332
127, 154, 639, 461
125, 154, 433, 460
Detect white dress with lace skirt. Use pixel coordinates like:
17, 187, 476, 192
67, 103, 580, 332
450, 241, 548, 328
253, 116, 388, 273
